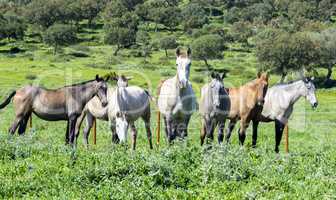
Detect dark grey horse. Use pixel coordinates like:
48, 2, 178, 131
0, 75, 109, 146
199, 72, 230, 145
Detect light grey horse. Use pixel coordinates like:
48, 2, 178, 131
252, 77, 318, 153
157, 48, 197, 143
199, 72, 230, 145
108, 75, 153, 150
74, 87, 116, 146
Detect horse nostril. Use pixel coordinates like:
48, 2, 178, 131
313, 102, 318, 108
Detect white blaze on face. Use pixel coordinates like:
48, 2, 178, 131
116, 116, 128, 142
176, 56, 191, 88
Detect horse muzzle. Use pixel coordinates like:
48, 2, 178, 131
101, 101, 108, 107
312, 102, 318, 109
257, 100, 265, 106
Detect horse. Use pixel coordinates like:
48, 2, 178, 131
157, 47, 197, 143
0, 75, 109, 146
199, 72, 230, 145
73, 73, 124, 146
251, 77, 318, 153
224, 72, 269, 146
108, 75, 153, 150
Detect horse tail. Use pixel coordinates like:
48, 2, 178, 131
0, 91, 16, 109
144, 90, 155, 102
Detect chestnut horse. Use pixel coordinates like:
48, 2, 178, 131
224, 73, 269, 146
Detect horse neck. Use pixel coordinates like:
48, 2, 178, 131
282, 81, 305, 105
116, 86, 127, 111
173, 75, 187, 96
76, 81, 98, 102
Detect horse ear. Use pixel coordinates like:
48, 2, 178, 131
311, 76, 315, 81
257, 71, 262, 78
176, 48, 181, 57
187, 47, 192, 57
126, 76, 133, 81
96, 74, 100, 81
105, 75, 111, 82
211, 72, 217, 79
220, 72, 226, 80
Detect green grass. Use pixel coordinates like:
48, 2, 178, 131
0, 26, 335, 199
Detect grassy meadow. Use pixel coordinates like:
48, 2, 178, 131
0, 25, 335, 199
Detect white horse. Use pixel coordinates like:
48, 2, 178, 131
157, 48, 197, 143
108, 75, 153, 150
199, 72, 230, 145
252, 77, 318, 152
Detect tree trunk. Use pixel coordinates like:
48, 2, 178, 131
114, 45, 120, 56
203, 59, 210, 68
165, 49, 168, 57
54, 45, 57, 55
280, 72, 287, 83
325, 66, 333, 86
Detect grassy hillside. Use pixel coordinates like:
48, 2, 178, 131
0, 22, 335, 199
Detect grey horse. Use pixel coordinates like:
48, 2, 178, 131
0, 75, 109, 146
252, 77, 318, 153
157, 48, 197, 143
108, 75, 153, 150
199, 72, 230, 145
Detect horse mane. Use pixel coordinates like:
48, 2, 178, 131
157, 79, 167, 96
274, 79, 302, 87
63, 79, 96, 88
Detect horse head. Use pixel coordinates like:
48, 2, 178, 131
302, 77, 318, 108
255, 72, 269, 106
95, 74, 108, 107
176, 47, 191, 89
210, 72, 226, 108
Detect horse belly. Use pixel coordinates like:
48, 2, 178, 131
33, 100, 67, 121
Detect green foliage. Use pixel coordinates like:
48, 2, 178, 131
159, 36, 178, 57
230, 21, 254, 46
136, 30, 152, 62
0, 12, 26, 40
43, 23, 77, 54
192, 34, 225, 67
182, 3, 209, 32
256, 29, 319, 81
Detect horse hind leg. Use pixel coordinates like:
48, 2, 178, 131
18, 113, 31, 135
275, 120, 285, 153
130, 123, 137, 150
225, 120, 236, 143
143, 114, 153, 149
200, 119, 206, 146
238, 119, 250, 146
9, 115, 24, 135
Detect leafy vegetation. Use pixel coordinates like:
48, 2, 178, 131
0, 0, 335, 198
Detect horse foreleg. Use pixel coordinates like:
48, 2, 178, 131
75, 110, 86, 145
200, 119, 206, 146
65, 121, 69, 144
110, 120, 119, 144
68, 114, 79, 147
252, 120, 259, 148
225, 120, 236, 143
218, 120, 226, 145
238, 119, 250, 146
181, 116, 191, 139
205, 119, 216, 143
275, 120, 285, 153
166, 117, 175, 144
130, 123, 137, 150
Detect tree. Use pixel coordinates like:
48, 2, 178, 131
77, 0, 103, 27
181, 3, 209, 32
43, 24, 77, 54
136, 31, 152, 62
104, 12, 139, 56
191, 34, 225, 67
230, 21, 254, 47
310, 28, 336, 85
159, 36, 178, 57
25, 0, 62, 28
256, 29, 319, 82
0, 12, 26, 41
